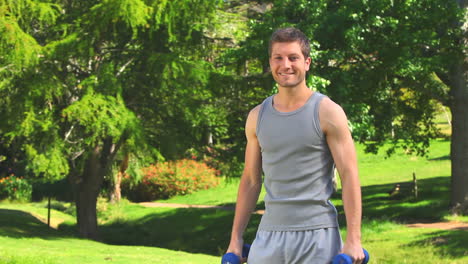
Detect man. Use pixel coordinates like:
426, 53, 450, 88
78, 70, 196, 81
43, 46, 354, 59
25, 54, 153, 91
225, 27, 365, 264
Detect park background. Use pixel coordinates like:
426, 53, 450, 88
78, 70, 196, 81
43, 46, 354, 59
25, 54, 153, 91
0, 0, 467, 263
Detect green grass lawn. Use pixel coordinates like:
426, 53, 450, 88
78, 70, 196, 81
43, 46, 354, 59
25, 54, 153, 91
0, 202, 218, 264
1, 139, 467, 263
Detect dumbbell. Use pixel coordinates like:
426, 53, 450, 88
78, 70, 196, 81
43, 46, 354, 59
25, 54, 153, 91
221, 244, 251, 264
332, 248, 370, 264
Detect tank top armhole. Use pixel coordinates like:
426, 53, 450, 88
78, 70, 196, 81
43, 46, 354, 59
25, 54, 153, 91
312, 93, 326, 140
256, 96, 271, 137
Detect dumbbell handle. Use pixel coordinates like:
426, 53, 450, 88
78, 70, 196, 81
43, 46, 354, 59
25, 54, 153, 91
221, 253, 241, 264
221, 244, 250, 264
332, 248, 370, 264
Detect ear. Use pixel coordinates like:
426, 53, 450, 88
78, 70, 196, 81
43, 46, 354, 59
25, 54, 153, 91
305, 57, 311, 71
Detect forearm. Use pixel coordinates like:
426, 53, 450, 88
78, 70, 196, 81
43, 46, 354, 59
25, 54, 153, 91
230, 174, 262, 242
341, 171, 362, 243
322, 99, 365, 260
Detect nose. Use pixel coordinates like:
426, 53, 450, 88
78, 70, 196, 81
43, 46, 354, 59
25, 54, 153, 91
282, 58, 291, 68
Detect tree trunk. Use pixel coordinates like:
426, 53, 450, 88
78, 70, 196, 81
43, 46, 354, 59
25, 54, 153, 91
74, 138, 122, 239
110, 153, 129, 203
450, 65, 468, 214
76, 145, 105, 240
450, 0, 468, 214
110, 172, 123, 203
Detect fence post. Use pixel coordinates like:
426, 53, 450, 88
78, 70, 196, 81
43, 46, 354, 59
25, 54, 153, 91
412, 172, 418, 199
48, 196, 51, 228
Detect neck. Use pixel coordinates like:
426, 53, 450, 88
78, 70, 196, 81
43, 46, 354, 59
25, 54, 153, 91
273, 84, 314, 112
276, 83, 312, 102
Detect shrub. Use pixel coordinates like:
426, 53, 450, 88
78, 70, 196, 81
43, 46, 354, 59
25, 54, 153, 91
123, 159, 220, 202
185, 144, 244, 178
31, 178, 74, 202
0, 175, 33, 202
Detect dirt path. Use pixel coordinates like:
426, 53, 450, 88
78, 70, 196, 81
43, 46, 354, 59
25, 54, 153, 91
139, 202, 265, 215
139, 202, 235, 210
139, 202, 468, 230
24, 202, 467, 231
30, 212, 62, 230
406, 221, 468, 230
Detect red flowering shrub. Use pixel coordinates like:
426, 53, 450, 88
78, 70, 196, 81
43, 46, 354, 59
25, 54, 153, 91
0, 175, 32, 202
123, 159, 220, 202
185, 144, 244, 178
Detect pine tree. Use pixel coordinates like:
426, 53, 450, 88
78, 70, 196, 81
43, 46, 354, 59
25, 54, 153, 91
0, 0, 223, 239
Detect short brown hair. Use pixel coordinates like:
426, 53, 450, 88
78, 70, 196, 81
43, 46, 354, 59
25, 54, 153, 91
269, 27, 311, 59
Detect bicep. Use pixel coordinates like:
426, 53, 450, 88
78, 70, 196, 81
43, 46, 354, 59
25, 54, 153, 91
243, 107, 263, 183
244, 137, 262, 180
320, 101, 357, 179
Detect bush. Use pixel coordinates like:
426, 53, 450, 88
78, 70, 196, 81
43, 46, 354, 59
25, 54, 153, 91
0, 175, 33, 202
123, 159, 220, 202
31, 178, 74, 202
185, 144, 244, 178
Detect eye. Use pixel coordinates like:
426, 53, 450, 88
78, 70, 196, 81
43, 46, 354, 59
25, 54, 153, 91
289, 56, 299, 61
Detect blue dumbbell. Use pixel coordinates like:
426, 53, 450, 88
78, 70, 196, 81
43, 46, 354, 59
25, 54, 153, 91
332, 248, 369, 264
221, 244, 250, 264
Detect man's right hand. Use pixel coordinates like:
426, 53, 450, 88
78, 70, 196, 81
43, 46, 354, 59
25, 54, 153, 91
226, 239, 247, 263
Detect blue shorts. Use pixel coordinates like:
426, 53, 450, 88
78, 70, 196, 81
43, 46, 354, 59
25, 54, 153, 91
248, 228, 342, 264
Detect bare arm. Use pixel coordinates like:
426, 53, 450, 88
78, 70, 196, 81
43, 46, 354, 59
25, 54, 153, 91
226, 105, 263, 260
320, 98, 364, 264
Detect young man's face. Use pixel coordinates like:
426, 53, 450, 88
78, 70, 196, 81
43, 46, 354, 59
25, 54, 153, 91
269, 41, 311, 89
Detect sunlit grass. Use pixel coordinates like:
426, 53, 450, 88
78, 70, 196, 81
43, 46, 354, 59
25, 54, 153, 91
0, 235, 218, 264
1, 139, 466, 263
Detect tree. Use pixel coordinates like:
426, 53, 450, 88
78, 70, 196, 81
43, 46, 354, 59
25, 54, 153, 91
0, 0, 223, 239
206, 0, 276, 160
230, 0, 467, 213
450, 0, 467, 214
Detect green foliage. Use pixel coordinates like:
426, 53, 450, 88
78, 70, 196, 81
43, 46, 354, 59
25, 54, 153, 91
62, 90, 140, 146
0, 14, 41, 70
23, 140, 69, 180
0, 0, 59, 70
31, 178, 74, 202
0, 175, 32, 202
1, 0, 225, 178
185, 144, 244, 179
89, 0, 150, 38
0, 0, 229, 238
122, 159, 220, 202
203, 71, 274, 161
149, 0, 223, 43
231, 0, 463, 156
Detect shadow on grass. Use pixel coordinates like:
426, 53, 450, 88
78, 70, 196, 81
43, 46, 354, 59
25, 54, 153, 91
0, 209, 73, 239
428, 155, 450, 161
98, 207, 262, 256
335, 175, 452, 225
407, 229, 468, 258
95, 175, 457, 257
2, 175, 456, 257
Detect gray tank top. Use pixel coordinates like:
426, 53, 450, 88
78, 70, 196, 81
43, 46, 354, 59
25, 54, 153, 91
256, 92, 338, 231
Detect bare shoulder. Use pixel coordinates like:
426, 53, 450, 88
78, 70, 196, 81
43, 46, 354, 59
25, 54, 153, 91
245, 104, 262, 137
249, 104, 262, 117
319, 96, 349, 134
320, 96, 345, 116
